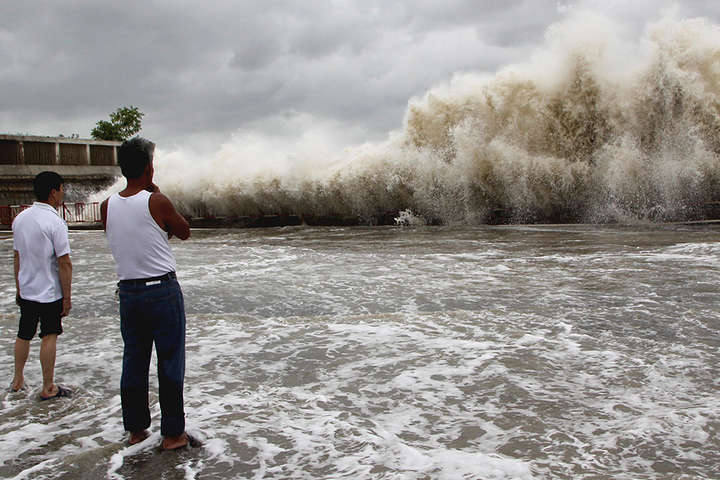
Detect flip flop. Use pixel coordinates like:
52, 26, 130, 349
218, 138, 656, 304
9, 383, 27, 393
40, 385, 71, 401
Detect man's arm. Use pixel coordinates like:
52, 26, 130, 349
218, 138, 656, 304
14, 250, 20, 305
58, 254, 72, 317
100, 198, 108, 230
149, 191, 190, 240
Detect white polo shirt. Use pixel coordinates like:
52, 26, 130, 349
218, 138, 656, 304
12, 202, 71, 303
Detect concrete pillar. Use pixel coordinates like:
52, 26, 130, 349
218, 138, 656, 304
54, 142, 60, 165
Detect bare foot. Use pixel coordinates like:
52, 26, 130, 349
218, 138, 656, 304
161, 432, 189, 450
40, 384, 58, 399
10, 379, 26, 392
129, 430, 150, 445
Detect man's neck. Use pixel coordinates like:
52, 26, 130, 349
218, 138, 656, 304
120, 178, 151, 197
38, 200, 59, 209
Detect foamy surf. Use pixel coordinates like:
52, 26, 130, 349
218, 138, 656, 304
1, 226, 718, 479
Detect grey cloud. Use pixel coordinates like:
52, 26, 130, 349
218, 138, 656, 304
2, 0, 720, 149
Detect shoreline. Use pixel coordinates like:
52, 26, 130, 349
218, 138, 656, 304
1, 218, 717, 232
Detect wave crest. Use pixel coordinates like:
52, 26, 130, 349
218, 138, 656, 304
158, 12, 720, 224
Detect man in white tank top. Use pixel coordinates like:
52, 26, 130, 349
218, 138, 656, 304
101, 137, 191, 450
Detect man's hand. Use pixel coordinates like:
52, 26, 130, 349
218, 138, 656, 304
16, 293, 21, 306
61, 297, 71, 317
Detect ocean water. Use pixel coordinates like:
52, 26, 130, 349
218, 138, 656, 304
0, 225, 718, 479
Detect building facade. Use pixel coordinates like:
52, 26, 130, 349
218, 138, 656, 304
0, 134, 121, 205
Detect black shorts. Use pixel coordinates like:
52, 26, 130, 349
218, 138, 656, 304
17, 298, 63, 340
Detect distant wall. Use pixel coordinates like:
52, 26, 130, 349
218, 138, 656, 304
0, 134, 121, 166
0, 135, 122, 205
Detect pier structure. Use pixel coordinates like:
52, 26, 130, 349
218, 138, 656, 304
0, 134, 121, 206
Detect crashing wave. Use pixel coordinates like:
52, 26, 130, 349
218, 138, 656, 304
151, 12, 720, 224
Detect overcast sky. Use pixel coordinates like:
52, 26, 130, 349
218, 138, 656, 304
1, 0, 719, 153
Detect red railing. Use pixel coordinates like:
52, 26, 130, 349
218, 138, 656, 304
1, 202, 101, 225
0, 206, 12, 226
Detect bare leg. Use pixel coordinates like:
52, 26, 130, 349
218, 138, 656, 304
12, 338, 30, 391
39, 334, 58, 398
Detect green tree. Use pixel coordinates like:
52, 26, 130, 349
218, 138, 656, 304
91, 106, 144, 141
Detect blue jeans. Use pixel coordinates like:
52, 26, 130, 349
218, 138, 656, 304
119, 277, 186, 437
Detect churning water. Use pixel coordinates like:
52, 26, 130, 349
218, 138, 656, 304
0, 225, 718, 479
137, 12, 720, 226
4, 9, 720, 480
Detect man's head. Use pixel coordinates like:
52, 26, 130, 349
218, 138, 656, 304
118, 137, 155, 179
33, 171, 64, 205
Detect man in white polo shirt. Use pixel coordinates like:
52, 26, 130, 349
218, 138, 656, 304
11, 171, 73, 400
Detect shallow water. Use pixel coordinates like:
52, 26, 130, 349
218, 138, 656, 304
0, 225, 718, 479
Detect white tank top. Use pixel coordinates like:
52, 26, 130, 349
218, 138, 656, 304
106, 190, 177, 280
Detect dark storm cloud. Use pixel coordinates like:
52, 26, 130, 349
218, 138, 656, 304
1, 0, 719, 149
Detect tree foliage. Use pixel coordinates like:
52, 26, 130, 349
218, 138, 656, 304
91, 106, 144, 141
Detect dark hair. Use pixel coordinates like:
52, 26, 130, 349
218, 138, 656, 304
118, 137, 155, 179
33, 171, 63, 201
